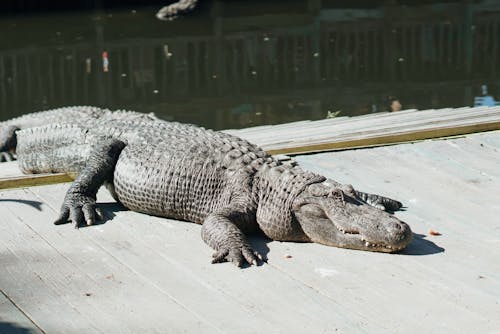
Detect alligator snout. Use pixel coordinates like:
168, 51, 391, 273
293, 186, 413, 253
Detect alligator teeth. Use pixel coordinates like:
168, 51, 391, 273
363, 241, 391, 249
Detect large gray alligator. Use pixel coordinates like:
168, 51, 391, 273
0, 107, 412, 267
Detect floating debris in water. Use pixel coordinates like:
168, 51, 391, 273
327, 110, 342, 119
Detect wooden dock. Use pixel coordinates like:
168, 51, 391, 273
2, 105, 500, 190
1, 110, 500, 333
227, 105, 500, 154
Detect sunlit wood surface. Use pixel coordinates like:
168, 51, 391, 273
1, 130, 499, 333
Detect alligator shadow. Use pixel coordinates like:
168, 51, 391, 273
0, 321, 38, 334
0, 198, 43, 211
399, 233, 445, 256
75, 201, 128, 228
245, 234, 272, 268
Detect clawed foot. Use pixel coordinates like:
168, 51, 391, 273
212, 245, 264, 268
54, 192, 104, 229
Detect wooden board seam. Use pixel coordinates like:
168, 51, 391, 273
0, 288, 47, 334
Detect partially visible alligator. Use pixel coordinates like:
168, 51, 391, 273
4, 107, 412, 266
156, 0, 198, 20
0, 106, 156, 161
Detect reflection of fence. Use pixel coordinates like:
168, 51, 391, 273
0, 8, 499, 117
321, 16, 499, 82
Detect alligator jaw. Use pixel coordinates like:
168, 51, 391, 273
330, 213, 412, 253
292, 193, 413, 253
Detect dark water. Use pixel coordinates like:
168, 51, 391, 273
0, 1, 499, 129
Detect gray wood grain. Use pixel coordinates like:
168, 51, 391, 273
0, 290, 43, 334
0, 125, 499, 333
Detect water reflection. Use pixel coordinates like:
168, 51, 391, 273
0, 1, 499, 129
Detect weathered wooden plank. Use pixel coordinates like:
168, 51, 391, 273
0, 188, 221, 334
266, 122, 500, 155
291, 139, 500, 332
469, 130, 500, 149
295, 159, 500, 280
28, 184, 375, 333
0, 162, 22, 179
241, 107, 498, 146
261, 109, 499, 145
1, 129, 500, 333
0, 289, 43, 334
279, 115, 500, 150
0, 173, 74, 190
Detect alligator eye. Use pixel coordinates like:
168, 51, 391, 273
330, 189, 345, 202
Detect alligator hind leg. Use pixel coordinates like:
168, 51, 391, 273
201, 207, 263, 267
54, 138, 126, 228
0, 125, 19, 162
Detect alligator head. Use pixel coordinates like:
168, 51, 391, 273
292, 181, 412, 252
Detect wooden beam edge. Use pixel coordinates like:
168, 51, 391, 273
266, 121, 500, 155
0, 173, 75, 190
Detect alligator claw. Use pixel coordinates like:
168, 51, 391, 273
53, 192, 99, 228
54, 207, 70, 225
211, 245, 263, 267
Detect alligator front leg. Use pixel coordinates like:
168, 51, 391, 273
54, 139, 126, 228
201, 209, 263, 267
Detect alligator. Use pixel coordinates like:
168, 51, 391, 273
156, 0, 198, 20
2, 107, 412, 267
0, 106, 157, 162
